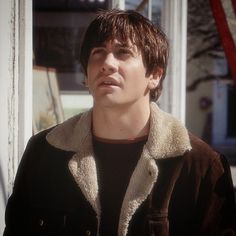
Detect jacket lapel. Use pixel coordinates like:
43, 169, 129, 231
68, 154, 101, 234
46, 102, 192, 236
46, 110, 101, 227
118, 103, 192, 236
118, 148, 158, 236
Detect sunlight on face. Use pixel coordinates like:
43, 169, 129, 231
86, 39, 155, 109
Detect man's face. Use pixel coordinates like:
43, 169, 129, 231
86, 39, 158, 108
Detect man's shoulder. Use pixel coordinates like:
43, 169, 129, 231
32, 126, 55, 140
30, 112, 85, 149
182, 133, 226, 176
26, 127, 55, 150
188, 133, 221, 161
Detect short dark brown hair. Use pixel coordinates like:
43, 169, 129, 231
79, 9, 169, 101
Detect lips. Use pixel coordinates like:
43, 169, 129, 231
98, 77, 120, 87
100, 81, 116, 86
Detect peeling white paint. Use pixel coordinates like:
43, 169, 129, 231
8, 0, 19, 196
0, 0, 15, 233
18, 0, 32, 159
0, 0, 32, 234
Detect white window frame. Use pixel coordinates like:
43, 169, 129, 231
18, 0, 33, 159
159, 0, 187, 124
0, 0, 32, 234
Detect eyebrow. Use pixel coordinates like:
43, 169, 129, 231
114, 42, 132, 48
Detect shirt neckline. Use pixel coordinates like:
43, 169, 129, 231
92, 134, 148, 144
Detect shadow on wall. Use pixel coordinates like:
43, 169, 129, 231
0, 158, 7, 205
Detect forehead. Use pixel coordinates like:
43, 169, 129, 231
93, 39, 139, 52
91, 23, 138, 44
98, 39, 132, 47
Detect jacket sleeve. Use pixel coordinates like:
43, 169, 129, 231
3, 135, 40, 236
197, 154, 236, 236
215, 154, 236, 235
167, 146, 236, 236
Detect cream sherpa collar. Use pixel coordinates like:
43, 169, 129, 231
46, 102, 192, 236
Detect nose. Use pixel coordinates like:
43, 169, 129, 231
101, 53, 118, 74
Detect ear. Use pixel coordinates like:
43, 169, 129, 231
148, 68, 163, 90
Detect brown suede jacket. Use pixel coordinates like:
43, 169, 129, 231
4, 103, 236, 236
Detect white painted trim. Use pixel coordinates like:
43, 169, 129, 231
159, 0, 187, 124
7, 0, 19, 197
0, 0, 32, 234
18, 0, 33, 159
0, 1, 14, 233
148, 0, 152, 20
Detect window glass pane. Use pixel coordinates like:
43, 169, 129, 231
125, 0, 163, 25
152, 1, 162, 25
33, 1, 110, 133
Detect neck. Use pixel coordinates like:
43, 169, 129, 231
92, 102, 151, 140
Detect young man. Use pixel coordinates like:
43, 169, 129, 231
4, 9, 236, 236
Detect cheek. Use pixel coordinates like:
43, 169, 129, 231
125, 65, 147, 83
87, 65, 96, 81
121, 60, 144, 75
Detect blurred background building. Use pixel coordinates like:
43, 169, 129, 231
0, 0, 235, 234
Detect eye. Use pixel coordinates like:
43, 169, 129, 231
116, 48, 133, 59
118, 48, 131, 55
91, 48, 106, 56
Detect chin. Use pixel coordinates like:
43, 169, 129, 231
94, 97, 123, 108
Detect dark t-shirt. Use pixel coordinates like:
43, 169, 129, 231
93, 135, 148, 236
